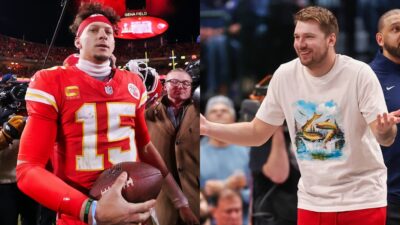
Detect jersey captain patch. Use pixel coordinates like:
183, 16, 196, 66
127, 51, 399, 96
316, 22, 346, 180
65, 86, 80, 99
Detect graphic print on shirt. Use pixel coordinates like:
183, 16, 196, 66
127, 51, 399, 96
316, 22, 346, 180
293, 100, 345, 160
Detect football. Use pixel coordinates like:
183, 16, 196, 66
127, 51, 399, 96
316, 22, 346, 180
89, 161, 163, 203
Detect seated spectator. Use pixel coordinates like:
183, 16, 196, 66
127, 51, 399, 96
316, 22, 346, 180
211, 188, 243, 225
200, 95, 250, 224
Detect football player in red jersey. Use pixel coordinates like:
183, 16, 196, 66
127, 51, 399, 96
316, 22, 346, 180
16, 3, 199, 225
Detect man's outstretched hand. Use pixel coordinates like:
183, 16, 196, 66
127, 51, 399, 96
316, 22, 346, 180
376, 110, 400, 133
373, 110, 400, 147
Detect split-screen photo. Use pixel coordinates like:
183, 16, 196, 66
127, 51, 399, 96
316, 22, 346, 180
1, 1, 400, 225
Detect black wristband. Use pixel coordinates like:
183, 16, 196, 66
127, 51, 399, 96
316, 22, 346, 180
84, 199, 94, 224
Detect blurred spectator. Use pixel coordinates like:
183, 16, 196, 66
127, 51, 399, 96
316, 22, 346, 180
211, 188, 243, 225
201, 0, 299, 107
200, 95, 250, 224
200, 0, 238, 99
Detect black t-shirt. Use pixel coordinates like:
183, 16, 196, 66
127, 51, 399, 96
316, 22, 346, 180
249, 133, 300, 225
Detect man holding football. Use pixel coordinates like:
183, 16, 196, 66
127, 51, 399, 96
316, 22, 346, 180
16, 3, 198, 225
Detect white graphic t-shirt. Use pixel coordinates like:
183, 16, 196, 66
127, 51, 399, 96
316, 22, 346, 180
256, 54, 388, 212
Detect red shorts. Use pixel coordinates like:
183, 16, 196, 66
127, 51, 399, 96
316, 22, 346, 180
298, 207, 386, 225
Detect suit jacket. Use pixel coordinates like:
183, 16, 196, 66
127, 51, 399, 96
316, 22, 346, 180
145, 97, 200, 225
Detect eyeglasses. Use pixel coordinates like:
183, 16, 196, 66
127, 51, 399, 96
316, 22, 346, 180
166, 79, 192, 88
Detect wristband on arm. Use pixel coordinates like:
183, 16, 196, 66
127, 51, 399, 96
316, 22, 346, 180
91, 200, 98, 225
84, 199, 94, 224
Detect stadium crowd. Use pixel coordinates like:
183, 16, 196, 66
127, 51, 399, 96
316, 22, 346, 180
0, 34, 199, 78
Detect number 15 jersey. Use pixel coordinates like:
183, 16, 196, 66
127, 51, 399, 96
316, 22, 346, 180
24, 66, 150, 193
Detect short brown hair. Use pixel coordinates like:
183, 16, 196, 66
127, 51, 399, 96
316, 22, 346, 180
215, 188, 242, 207
294, 6, 339, 36
166, 68, 192, 80
69, 2, 120, 35
378, 9, 400, 32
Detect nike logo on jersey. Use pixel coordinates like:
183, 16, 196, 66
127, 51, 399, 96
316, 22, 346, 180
386, 86, 395, 91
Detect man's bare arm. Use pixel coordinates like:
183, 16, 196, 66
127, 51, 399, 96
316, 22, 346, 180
200, 114, 279, 147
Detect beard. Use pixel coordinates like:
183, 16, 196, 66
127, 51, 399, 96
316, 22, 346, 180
384, 42, 400, 58
298, 46, 329, 68
94, 54, 110, 63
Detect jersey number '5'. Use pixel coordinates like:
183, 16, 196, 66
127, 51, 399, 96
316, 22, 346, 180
75, 102, 137, 171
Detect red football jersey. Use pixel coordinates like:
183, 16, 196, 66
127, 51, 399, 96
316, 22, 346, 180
24, 66, 150, 193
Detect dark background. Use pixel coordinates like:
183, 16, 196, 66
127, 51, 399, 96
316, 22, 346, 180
0, 0, 200, 46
